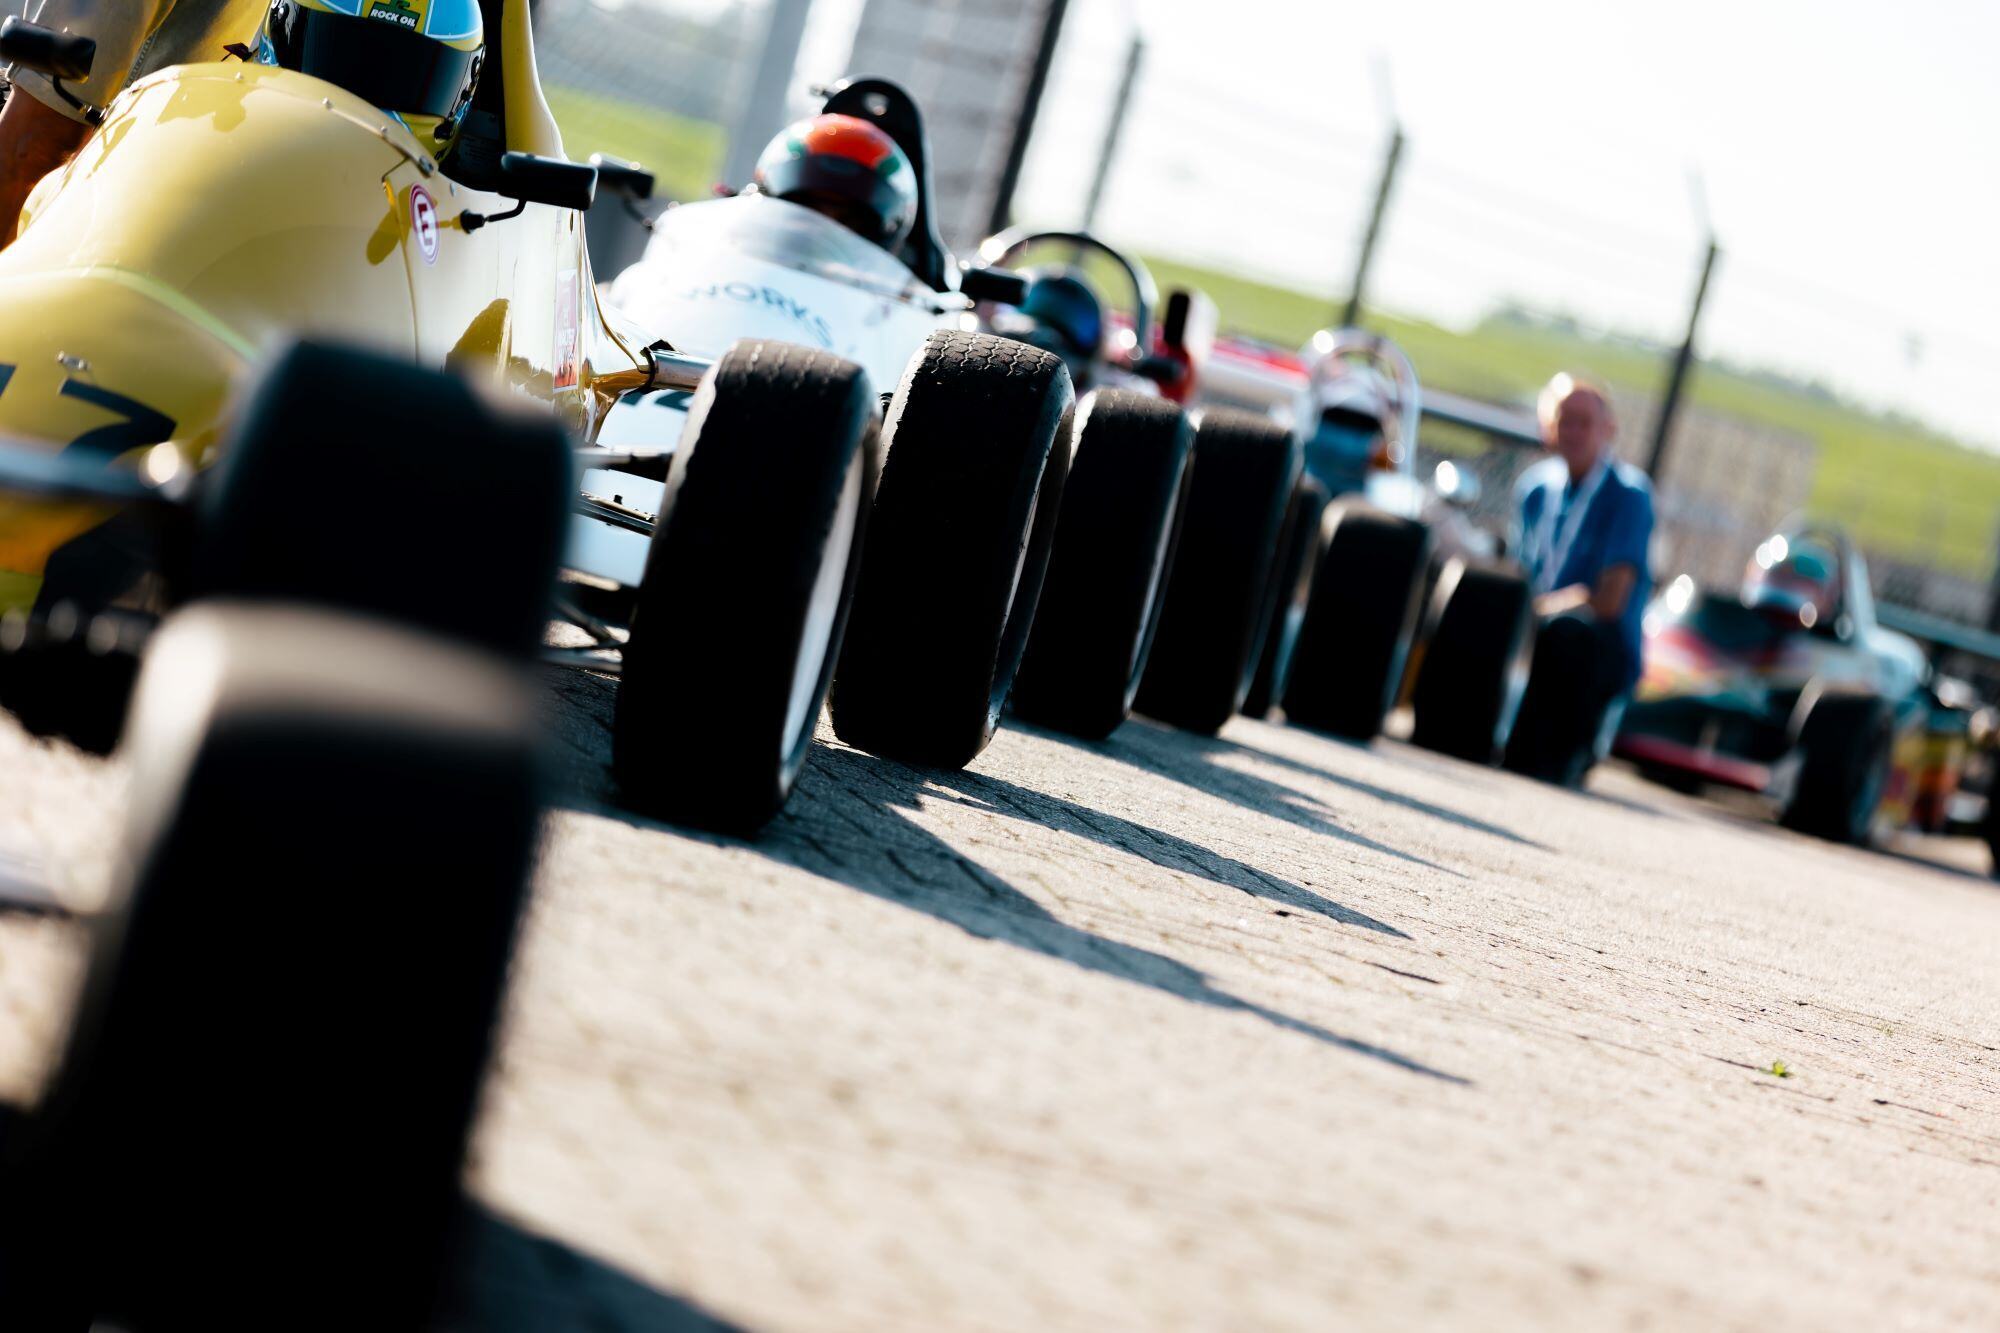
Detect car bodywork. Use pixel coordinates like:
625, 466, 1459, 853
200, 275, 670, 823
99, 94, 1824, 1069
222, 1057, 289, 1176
0, 0, 661, 615
1614, 527, 1968, 834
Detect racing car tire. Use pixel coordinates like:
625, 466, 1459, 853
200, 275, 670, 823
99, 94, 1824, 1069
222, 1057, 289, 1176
0, 603, 542, 1328
1134, 409, 1302, 735
1281, 504, 1434, 741
832, 331, 1073, 769
1010, 390, 1194, 740
614, 341, 879, 832
1241, 476, 1331, 719
1781, 688, 1894, 845
193, 340, 573, 659
1408, 560, 1535, 763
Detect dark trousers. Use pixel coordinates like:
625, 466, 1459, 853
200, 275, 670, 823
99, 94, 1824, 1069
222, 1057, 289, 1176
1503, 611, 1627, 786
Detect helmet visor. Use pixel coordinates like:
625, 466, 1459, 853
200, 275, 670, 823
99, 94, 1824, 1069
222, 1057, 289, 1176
280, 7, 480, 121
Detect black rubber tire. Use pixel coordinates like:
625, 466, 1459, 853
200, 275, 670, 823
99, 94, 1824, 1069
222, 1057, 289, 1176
1281, 504, 1434, 741
831, 330, 1073, 769
1241, 476, 1330, 719
1501, 616, 1614, 787
193, 339, 573, 659
1781, 688, 1893, 844
613, 341, 878, 833
0, 604, 543, 1330
1982, 778, 2000, 879
1011, 390, 1194, 740
1408, 559, 1535, 763
1134, 408, 1301, 735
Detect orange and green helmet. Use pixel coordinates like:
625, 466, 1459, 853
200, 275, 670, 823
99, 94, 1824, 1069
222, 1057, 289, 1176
754, 114, 919, 249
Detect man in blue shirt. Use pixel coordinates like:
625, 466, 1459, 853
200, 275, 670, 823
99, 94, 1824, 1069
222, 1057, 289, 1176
1504, 373, 1654, 784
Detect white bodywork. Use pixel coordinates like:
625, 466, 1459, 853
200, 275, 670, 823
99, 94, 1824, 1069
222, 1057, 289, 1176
570, 195, 970, 586
609, 194, 963, 389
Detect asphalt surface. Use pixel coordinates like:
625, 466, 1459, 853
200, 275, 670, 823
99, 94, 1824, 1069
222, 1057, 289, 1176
3, 667, 1999, 1331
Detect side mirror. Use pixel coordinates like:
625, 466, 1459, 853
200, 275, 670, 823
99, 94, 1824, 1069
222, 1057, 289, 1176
589, 154, 655, 203
960, 265, 1029, 306
0, 18, 95, 82
499, 152, 597, 212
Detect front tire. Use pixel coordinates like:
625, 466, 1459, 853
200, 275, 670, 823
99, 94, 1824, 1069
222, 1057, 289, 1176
1408, 559, 1534, 763
1781, 688, 1893, 844
1241, 476, 1330, 719
831, 331, 1073, 769
1011, 390, 1193, 740
1281, 504, 1433, 741
1134, 408, 1301, 734
1, 605, 543, 1328
613, 341, 878, 833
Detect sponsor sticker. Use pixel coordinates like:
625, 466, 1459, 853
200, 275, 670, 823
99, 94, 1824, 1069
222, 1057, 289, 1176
410, 185, 439, 265
368, 0, 423, 30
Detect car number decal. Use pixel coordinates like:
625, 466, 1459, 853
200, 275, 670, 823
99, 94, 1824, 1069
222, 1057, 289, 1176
411, 185, 440, 266
0, 364, 178, 458
58, 380, 178, 459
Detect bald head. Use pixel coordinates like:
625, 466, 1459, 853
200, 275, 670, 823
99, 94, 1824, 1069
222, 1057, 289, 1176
1538, 373, 1616, 481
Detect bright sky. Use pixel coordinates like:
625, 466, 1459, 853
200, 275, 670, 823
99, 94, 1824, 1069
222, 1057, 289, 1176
1011, 0, 2000, 444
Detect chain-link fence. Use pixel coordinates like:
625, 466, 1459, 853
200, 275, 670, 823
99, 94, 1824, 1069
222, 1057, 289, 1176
1010, 13, 2000, 629
533, 0, 771, 203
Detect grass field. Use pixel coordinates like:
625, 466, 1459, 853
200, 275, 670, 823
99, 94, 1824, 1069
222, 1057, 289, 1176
548, 89, 2000, 577
545, 87, 725, 208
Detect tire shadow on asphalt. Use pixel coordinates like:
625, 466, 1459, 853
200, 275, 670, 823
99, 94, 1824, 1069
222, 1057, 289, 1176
437, 1201, 743, 1332
755, 746, 1467, 1085
1098, 720, 1549, 856
535, 670, 1466, 1084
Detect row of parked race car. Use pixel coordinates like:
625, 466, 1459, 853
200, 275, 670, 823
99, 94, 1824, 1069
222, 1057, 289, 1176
0, 4, 1950, 1323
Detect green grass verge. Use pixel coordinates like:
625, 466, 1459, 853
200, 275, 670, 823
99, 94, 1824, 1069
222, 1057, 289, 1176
1140, 254, 2000, 578
545, 86, 724, 206
540, 91, 2000, 576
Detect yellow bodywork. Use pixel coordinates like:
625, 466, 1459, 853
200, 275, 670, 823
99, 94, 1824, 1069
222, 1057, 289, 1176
0, 2, 649, 609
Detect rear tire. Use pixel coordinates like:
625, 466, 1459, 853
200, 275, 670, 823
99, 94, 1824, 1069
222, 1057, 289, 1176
1011, 390, 1193, 740
831, 331, 1073, 769
1281, 504, 1433, 741
613, 341, 878, 833
1781, 688, 1893, 844
0, 605, 543, 1329
1241, 476, 1329, 719
194, 339, 572, 659
1135, 408, 1301, 735
1408, 559, 1534, 763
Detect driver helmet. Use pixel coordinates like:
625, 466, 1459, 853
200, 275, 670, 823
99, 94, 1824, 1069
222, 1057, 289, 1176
1742, 531, 1841, 630
258, 0, 486, 145
989, 268, 1105, 386
1304, 362, 1396, 492
754, 114, 918, 250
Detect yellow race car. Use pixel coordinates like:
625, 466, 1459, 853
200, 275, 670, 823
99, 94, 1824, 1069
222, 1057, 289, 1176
0, 0, 1076, 836
0, 1, 1065, 1321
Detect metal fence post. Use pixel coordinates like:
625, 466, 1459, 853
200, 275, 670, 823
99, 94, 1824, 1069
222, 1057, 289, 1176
719, 0, 815, 191
1644, 237, 1720, 481
1338, 124, 1404, 330
987, 0, 1073, 237
1079, 33, 1144, 233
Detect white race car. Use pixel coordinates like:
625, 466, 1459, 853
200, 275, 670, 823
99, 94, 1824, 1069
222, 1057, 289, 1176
587, 78, 1194, 814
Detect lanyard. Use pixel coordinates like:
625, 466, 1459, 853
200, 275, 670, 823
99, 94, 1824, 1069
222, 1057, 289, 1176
1535, 460, 1609, 594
